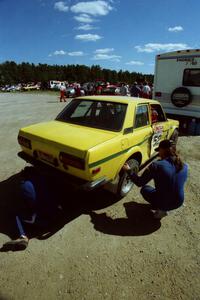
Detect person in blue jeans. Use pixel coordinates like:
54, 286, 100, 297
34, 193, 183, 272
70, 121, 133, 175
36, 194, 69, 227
123, 139, 188, 219
2, 167, 62, 250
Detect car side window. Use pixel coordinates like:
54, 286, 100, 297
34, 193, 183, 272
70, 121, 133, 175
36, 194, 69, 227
134, 105, 149, 128
150, 104, 166, 123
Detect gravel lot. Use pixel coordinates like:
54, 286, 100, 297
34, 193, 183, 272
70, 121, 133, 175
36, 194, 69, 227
0, 92, 200, 300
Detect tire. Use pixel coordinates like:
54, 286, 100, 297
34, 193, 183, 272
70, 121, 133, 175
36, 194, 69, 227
170, 129, 179, 144
171, 87, 191, 107
117, 159, 139, 198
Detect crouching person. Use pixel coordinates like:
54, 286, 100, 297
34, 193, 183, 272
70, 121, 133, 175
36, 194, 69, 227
2, 167, 62, 251
123, 140, 188, 219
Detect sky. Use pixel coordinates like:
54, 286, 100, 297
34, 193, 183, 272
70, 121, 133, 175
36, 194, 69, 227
0, 0, 199, 74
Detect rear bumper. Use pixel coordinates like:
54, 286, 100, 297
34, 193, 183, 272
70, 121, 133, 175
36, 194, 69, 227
18, 151, 108, 191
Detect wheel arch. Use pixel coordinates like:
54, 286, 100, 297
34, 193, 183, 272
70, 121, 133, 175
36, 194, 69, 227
128, 151, 142, 165
117, 149, 142, 177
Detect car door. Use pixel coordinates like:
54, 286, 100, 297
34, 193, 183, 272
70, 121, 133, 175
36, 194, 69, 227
150, 103, 169, 155
131, 104, 152, 162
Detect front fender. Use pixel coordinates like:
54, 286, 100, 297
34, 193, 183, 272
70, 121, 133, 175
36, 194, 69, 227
167, 119, 179, 139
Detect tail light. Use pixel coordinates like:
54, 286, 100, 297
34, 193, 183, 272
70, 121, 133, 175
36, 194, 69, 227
155, 92, 162, 97
18, 135, 32, 149
59, 152, 85, 170
92, 167, 101, 175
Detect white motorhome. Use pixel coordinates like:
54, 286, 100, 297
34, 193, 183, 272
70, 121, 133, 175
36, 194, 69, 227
153, 49, 200, 134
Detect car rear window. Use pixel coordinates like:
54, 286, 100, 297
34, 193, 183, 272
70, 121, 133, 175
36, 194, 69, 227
56, 99, 127, 131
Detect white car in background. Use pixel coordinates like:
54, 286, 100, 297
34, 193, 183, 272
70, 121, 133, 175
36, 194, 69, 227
22, 83, 41, 91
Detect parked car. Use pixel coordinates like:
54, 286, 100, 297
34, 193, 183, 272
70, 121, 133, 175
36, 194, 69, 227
49, 81, 66, 90
18, 96, 179, 198
0, 84, 22, 92
22, 83, 41, 91
65, 87, 85, 97
101, 85, 118, 95
1, 85, 15, 92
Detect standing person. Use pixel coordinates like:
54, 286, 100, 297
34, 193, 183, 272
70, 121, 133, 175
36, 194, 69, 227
142, 81, 151, 99
60, 84, 66, 102
120, 83, 128, 96
130, 81, 141, 97
88, 83, 94, 95
83, 83, 88, 96
1, 167, 62, 250
123, 140, 188, 219
96, 84, 103, 95
149, 83, 153, 99
75, 84, 81, 97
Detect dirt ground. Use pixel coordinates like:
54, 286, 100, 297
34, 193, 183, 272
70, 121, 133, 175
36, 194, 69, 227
0, 92, 199, 300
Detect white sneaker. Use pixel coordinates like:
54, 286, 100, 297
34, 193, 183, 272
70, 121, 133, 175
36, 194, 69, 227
153, 210, 168, 219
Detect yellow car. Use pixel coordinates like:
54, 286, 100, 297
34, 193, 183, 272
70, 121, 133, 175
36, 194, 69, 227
18, 96, 179, 197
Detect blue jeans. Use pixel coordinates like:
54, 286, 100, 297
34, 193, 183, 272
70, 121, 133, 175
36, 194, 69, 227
140, 185, 160, 209
16, 179, 57, 237
140, 185, 183, 211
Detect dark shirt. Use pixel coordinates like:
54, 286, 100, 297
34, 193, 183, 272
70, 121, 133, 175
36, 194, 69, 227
129, 157, 188, 209
130, 85, 141, 97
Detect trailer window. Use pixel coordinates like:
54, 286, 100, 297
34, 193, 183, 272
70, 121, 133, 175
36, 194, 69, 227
183, 69, 200, 87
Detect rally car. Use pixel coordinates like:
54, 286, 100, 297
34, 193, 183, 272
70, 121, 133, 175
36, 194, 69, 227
18, 96, 179, 197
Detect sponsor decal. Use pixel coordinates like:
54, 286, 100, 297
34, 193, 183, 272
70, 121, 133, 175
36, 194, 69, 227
177, 57, 197, 65
151, 125, 163, 152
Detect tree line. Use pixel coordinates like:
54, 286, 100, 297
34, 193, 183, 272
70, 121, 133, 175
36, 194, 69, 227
0, 61, 153, 86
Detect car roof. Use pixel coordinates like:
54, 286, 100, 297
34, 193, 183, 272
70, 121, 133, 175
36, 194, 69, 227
76, 95, 159, 105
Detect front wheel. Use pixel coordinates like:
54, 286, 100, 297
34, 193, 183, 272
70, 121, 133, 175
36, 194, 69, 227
170, 129, 179, 144
117, 159, 139, 198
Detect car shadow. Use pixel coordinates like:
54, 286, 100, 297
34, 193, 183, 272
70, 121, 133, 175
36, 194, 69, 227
0, 172, 161, 252
0, 172, 120, 249
0, 172, 23, 241
89, 202, 161, 236
36, 186, 120, 240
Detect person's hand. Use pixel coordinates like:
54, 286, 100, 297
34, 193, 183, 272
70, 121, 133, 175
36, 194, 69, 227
122, 163, 131, 172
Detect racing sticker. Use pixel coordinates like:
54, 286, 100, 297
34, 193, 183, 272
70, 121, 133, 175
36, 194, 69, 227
151, 125, 164, 154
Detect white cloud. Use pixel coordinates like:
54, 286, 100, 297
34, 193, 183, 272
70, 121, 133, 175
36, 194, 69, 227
168, 26, 183, 32
125, 60, 144, 66
95, 48, 114, 54
75, 33, 102, 41
54, 1, 69, 12
70, 1, 113, 16
74, 14, 95, 23
77, 24, 97, 30
49, 50, 85, 57
52, 50, 67, 55
68, 51, 84, 56
93, 53, 121, 62
135, 43, 189, 53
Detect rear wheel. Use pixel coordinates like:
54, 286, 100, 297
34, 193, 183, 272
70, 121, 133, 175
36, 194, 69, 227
117, 159, 139, 198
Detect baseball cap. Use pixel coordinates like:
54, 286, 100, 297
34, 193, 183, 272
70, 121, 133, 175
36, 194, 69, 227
155, 139, 175, 152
